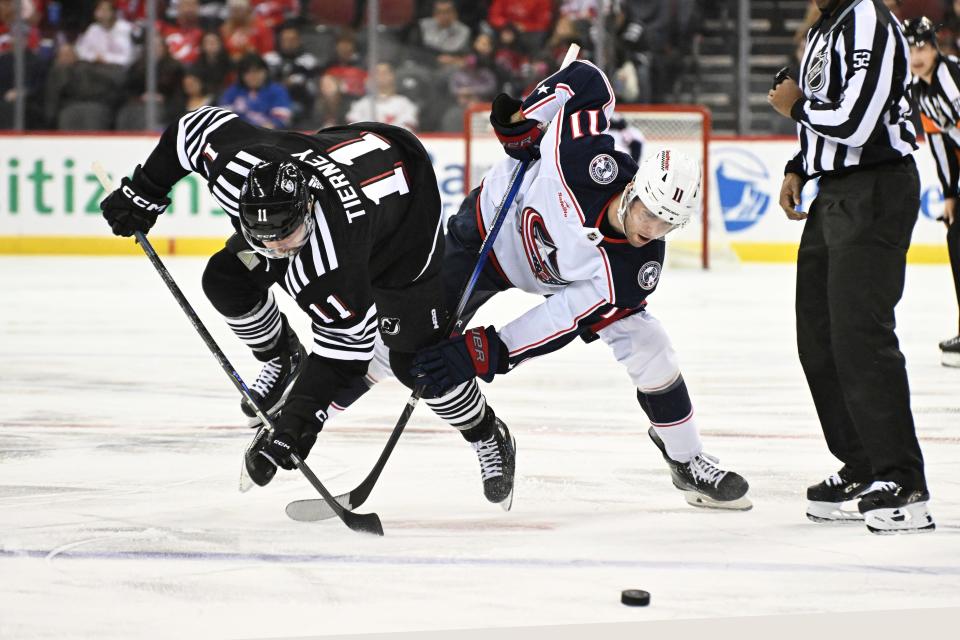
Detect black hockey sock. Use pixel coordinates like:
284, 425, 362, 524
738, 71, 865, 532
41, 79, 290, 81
637, 376, 692, 426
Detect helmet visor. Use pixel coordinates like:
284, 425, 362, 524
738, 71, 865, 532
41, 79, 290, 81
243, 215, 314, 259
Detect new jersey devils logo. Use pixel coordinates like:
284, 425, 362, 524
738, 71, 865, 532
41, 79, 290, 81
519, 207, 569, 286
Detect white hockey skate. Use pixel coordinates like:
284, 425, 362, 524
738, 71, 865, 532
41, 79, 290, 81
805, 472, 871, 523
858, 481, 936, 535
940, 335, 960, 367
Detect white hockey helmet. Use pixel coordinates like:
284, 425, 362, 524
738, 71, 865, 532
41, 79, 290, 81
617, 148, 702, 234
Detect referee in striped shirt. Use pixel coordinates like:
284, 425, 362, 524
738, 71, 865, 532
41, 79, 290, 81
903, 17, 960, 364
768, 0, 935, 534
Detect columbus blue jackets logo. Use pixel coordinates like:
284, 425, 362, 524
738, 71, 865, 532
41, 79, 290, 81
805, 46, 829, 92
519, 207, 570, 286
589, 154, 618, 185
638, 261, 661, 290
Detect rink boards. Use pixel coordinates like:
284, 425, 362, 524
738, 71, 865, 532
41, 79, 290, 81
0, 132, 951, 263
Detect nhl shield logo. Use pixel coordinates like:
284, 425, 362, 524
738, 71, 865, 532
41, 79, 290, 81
805, 46, 829, 93
638, 261, 661, 291
589, 154, 618, 185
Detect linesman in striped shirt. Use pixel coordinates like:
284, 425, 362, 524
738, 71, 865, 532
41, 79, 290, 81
768, 0, 934, 534
903, 16, 960, 366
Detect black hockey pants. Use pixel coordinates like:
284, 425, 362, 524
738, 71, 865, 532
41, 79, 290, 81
795, 155, 927, 490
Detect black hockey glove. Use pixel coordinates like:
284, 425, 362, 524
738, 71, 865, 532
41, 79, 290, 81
490, 93, 547, 162
262, 395, 328, 469
410, 326, 508, 397
100, 165, 171, 237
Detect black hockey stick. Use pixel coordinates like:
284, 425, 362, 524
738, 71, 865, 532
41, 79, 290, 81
92, 164, 383, 537
284, 44, 583, 523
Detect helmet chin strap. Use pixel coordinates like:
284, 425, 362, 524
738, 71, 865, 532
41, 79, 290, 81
616, 181, 634, 232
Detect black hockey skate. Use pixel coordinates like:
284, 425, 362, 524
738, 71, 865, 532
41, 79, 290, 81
462, 408, 516, 511
858, 482, 936, 534
241, 317, 308, 426
647, 427, 751, 510
805, 470, 871, 523
940, 335, 960, 367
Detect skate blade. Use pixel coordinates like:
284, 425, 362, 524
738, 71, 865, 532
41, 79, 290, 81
864, 504, 936, 534
682, 490, 752, 511
941, 351, 960, 367
498, 487, 514, 512
498, 436, 517, 512
806, 500, 863, 523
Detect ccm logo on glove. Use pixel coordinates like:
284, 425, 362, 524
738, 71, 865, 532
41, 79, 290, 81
121, 185, 169, 213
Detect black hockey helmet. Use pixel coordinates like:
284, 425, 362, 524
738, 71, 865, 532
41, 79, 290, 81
904, 17, 937, 48
239, 160, 314, 259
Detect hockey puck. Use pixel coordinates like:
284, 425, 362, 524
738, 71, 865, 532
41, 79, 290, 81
621, 589, 650, 606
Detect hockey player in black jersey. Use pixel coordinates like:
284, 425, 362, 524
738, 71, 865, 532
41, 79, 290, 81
99, 110, 516, 507
904, 17, 960, 367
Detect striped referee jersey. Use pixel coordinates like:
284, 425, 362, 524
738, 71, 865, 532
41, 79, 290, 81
910, 53, 960, 197
786, 0, 917, 178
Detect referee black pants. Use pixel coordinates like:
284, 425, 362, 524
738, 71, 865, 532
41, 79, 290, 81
795, 156, 926, 490
947, 215, 960, 332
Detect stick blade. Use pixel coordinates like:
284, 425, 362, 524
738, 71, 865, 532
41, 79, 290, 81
286, 494, 352, 522
348, 512, 384, 537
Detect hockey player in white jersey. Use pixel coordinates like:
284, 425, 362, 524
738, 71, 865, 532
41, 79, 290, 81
409, 59, 751, 509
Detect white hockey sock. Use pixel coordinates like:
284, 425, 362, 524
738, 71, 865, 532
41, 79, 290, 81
224, 291, 283, 354
426, 380, 487, 430
651, 411, 703, 463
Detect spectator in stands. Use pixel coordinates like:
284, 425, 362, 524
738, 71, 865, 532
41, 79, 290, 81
193, 30, 233, 92
250, 0, 299, 30
345, 61, 418, 131
265, 22, 318, 126
940, 1, 960, 55
309, 29, 366, 128
180, 69, 215, 113
75, 0, 136, 68
45, 42, 123, 129
220, 52, 291, 128
167, 0, 226, 30
438, 32, 499, 131
487, 0, 554, 52
0, 0, 42, 54
411, 0, 471, 65
452, 32, 499, 99
115, 0, 148, 23
221, 0, 274, 61
162, 0, 204, 65
118, 34, 185, 129
0, 0, 46, 129
492, 24, 528, 95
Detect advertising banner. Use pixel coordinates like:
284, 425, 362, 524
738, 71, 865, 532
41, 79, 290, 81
0, 133, 950, 263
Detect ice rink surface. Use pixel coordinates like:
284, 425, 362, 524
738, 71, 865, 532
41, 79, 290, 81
1, 256, 958, 639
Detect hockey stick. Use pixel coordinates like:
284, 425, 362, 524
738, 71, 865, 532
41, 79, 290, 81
285, 43, 582, 523
92, 164, 384, 537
